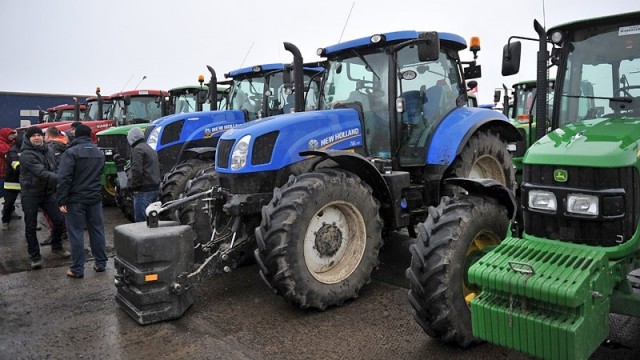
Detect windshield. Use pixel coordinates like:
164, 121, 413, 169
84, 100, 112, 120
58, 109, 81, 121
110, 96, 163, 125
396, 46, 462, 166
229, 71, 320, 120
558, 22, 640, 127
512, 82, 554, 121
320, 49, 390, 157
173, 92, 199, 114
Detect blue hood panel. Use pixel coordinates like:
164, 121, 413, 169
217, 109, 364, 173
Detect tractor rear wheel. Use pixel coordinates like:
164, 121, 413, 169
406, 194, 509, 348
255, 169, 383, 310
446, 129, 514, 192
160, 159, 212, 220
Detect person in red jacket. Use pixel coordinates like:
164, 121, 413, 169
0, 128, 18, 199
1, 128, 21, 230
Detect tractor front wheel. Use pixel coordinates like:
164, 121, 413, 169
446, 129, 514, 193
160, 159, 212, 220
406, 194, 509, 348
256, 169, 383, 310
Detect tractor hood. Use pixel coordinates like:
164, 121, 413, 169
524, 115, 640, 168
146, 110, 246, 151
97, 123, 151, 137
216, 109, 364, 174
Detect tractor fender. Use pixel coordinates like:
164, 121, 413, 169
427, 107, 521, 165
444, 177, 517, 221
300, 150, 392, 206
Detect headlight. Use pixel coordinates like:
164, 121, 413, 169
230, 135, 251, 170
567, 194, 598, 216
529, 190, 557, 212
147, 126, 162, 150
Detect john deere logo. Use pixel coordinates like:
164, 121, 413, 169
554, 169, 568, 182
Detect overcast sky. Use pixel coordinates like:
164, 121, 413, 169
0, 0, 634, 104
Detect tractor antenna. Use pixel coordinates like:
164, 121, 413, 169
541, 0, 547, 28
239, 42, 254, 69
120, 74, 135, 92
338, 2, 355, 43
134, 75, 147, 90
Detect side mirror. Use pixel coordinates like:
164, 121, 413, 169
493, 90, 501, 103
502, 41, 521, 76
417, 32, 440, 62
197, 89, 208, 105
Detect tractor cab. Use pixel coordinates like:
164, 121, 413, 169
109, 89, 169, 126
166, 81, 231, 115
84, 89, 113, 121
226, 63, 323, 120
44, 103, 86, 122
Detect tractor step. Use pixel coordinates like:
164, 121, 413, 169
114, 221, 195, 325
469, 237, 612, 360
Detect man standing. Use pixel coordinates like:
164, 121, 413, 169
44, 126, 69, 166
20, 126, 70, 269
127, 126, 160, 222
56, 124, 107, 278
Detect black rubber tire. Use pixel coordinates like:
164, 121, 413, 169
406, 195, 509, 348
159, 159, 212, 220
178, 168, 220, 262
445, 129, 514, 193
255, 168, 383, 310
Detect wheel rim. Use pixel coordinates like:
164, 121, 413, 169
468, 155, 506, 185
304, 200, 367, 284
104, 175, 117, 197
463, 230, 501, 306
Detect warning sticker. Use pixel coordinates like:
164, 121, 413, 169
619, 25, 640, 36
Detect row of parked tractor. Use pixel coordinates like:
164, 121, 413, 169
32, 10, 639, 360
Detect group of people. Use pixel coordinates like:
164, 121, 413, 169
1, 123, 161, 278
1, 123, 107, 277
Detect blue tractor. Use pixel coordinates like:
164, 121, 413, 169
140, 43, 323, 219
111, 31, 521, 325
176, 31, 520, 310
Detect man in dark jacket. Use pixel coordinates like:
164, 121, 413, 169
20, 126, 70, 269
56, 124, 107, 278
127, 126, 160, 222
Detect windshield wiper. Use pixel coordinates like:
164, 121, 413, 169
351, 49, 380, 80
563, 94, 632, 103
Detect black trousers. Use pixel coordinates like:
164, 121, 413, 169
22, 194, 65, 261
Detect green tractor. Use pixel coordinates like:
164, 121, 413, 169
407, 11, 640, 360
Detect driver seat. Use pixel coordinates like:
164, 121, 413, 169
346, 80, 370, 111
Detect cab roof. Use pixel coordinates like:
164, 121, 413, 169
321, 30, 467, 56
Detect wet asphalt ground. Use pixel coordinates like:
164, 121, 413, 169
1, 200, 639, 359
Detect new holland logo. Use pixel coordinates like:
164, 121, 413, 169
554, 169, 568, 182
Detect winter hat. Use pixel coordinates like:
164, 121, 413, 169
127, 126, 145, 146
25, 126, 44, 139
74, 124, 92, 138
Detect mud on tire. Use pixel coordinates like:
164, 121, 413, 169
255, 168, 383, 310
178, 168, 220, 263
445, 129, 514, 193
160, 159, 212, 220
406, 194, 509, 348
